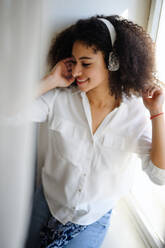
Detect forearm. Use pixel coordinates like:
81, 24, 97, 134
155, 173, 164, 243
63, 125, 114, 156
34, 59, 74, 98
150, 109, 165, 169
35, 75, 58, 98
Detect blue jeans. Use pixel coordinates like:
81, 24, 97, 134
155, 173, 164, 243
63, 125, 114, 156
25, 185, 112, 248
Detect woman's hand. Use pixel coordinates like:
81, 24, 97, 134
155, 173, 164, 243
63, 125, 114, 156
142, 84, 165, 115
36, 58, 75, 97
44, 58, 75, 89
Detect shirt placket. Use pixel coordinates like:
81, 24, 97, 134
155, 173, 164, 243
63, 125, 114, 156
80, 92, 93, 137
66, 169, 88, 223
80, 92, 119, 141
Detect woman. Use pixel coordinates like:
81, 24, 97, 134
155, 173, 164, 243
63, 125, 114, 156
25, 15, 165, 248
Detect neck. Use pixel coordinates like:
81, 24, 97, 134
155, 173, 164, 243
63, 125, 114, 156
86, 84, 119, 108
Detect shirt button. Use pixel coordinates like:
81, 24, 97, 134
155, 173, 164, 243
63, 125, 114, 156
72, 206, 76, 210
84, 173, 86, 176
78, 189, 82, 192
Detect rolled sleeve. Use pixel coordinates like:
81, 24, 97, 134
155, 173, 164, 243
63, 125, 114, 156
0, 89, 57, 126
135, 117, 165, 185
24, 89, 57, 123
141, 155, 165, 185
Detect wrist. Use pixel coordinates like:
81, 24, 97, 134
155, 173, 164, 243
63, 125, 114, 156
42, 74, 58, 89
36, 76, 57, 98
150, 108, 164, 116
43, 74, 58, 88
150, 111, 164, 120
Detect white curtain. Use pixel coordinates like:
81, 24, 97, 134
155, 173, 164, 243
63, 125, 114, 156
0, 1, 41, 247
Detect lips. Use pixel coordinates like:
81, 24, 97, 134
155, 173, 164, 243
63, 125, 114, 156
76, 78, 88, 84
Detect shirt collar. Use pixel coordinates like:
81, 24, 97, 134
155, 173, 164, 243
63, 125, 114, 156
71, 86, 127, 106
71, 87, 82, 95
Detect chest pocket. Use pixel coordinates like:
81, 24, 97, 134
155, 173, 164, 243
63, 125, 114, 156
49, 117, 88, 165
100, 133, 135, 172
103, 134, 126, 151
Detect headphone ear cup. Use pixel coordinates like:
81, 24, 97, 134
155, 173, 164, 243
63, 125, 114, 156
108, 52, 120, 71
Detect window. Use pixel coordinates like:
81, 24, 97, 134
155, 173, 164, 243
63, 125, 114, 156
125, 1, 165, 247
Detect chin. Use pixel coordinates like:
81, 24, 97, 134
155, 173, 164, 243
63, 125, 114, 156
77, 84, 88, 92
79, 87, 91, 93
77, 82, 95, 93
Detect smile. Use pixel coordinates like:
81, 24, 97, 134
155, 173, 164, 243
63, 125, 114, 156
76, 79, 88, 84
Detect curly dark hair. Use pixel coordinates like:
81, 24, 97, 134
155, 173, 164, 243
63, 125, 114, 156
47, 15, 158, 100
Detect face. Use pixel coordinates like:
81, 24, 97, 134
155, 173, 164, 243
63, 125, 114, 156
71, 41, 109, 92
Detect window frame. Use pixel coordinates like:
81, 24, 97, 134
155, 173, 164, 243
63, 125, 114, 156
124, 1, 165, 247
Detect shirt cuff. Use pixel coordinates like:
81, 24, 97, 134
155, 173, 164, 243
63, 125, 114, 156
147, 159, 165, 185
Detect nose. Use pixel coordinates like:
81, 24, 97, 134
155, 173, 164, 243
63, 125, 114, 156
72, 63, 82, 78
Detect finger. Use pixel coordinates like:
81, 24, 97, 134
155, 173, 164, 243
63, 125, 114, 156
148, 86, 155, 93
144, 86, 156, 98
65, 62, 72, 72
62, 57, 74, 64
151, 86, 162, 96
67, 75, 75, 83
142, 89, 152, 98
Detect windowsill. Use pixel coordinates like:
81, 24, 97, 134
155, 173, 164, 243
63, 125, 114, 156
102, 198, 150, 248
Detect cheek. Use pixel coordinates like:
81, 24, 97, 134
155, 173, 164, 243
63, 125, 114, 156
91, 70, 107, 81
83, 69, 95, 79
86, 65, 108, 81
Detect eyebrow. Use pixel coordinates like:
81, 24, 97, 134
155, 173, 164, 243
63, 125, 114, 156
72, 55, 92, 60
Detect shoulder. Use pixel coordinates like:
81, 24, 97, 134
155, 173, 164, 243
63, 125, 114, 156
124, 94, 149, 117
40, 87, 74, 103
122, 94, 151, 132
54, 86, 81, 101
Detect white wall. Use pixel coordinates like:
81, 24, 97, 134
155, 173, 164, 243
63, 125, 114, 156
39, 0, 151, 77
0, 1, 41, 248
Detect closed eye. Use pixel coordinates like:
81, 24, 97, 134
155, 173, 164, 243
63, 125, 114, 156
70, 60, 91, 67
82, 63, 91, 67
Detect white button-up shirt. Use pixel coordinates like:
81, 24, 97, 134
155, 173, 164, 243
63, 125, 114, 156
14, 87, 165, 225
